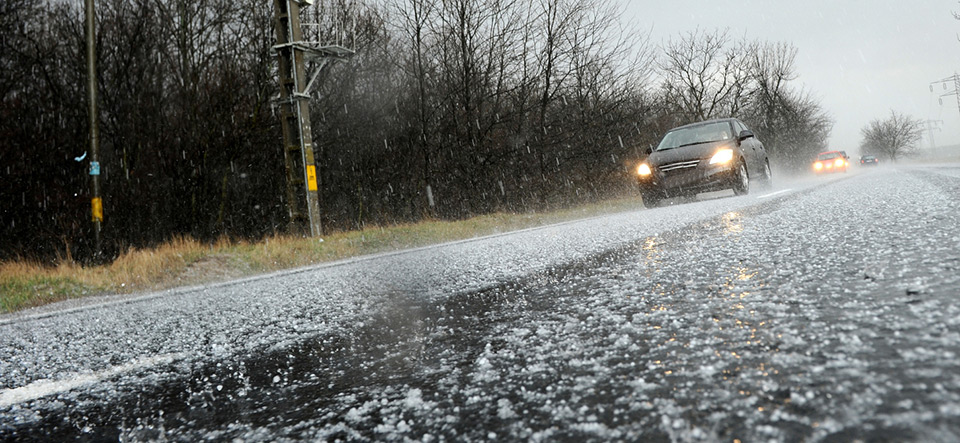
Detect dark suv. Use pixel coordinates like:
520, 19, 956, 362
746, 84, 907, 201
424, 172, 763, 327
635, 118, 772, 208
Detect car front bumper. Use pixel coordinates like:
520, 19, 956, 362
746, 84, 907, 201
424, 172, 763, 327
638, 161, 737, 197
814, 165, 847, 173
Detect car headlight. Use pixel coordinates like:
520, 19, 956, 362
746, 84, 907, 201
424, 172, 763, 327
637, 163, 652, 176
814, 162, 823, 170
709, 148, 734, 165
835, 159, 844, 167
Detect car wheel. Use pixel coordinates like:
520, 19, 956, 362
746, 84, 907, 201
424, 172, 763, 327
758, 160, 773, 190
732, 161, 749, 196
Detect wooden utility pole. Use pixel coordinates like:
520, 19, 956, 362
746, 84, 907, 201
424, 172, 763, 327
85, 0, 102, 257
273, 0, 353, 237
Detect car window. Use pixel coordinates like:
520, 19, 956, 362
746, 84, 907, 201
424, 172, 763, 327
656, 121, 733, 151
818, 152, 841, 160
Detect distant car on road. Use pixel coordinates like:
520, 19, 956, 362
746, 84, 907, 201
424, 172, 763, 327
635, 118, 771, 208
860, 155, 879, 166
813, 150, 848, 174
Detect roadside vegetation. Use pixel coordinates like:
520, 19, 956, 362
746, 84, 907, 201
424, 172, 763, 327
0, 196, 642, 314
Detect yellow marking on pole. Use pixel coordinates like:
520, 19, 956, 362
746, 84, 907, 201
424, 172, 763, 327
91, 197, 103, 221
306, 165, 318, 191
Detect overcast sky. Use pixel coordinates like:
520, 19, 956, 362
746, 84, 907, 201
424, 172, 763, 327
624, 0, 960, 154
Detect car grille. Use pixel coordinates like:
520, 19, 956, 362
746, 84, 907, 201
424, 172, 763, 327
658, 159, 700, 173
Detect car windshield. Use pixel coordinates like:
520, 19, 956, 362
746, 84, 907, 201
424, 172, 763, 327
818, 152, 841, 160
656, 122, 733, 151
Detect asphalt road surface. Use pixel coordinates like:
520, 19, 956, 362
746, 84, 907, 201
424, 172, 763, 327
2, 164, 960, 442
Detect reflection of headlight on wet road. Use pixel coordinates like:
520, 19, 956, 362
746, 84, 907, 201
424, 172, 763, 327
722, 211, 743, 234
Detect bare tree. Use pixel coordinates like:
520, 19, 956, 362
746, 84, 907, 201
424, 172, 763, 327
552, 0, 653, 196
659, 29, 751, 122
955, 1, 960, 41
748, 42, 797, 112
860, 111, 924, 161
0, 0, 289, 263
744, 41, 833, 169
391, 0, 438, 214
655, 33, 833, 171
520, 0, 583, 184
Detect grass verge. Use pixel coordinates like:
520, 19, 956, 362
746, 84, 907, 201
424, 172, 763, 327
1, 196, 642, 314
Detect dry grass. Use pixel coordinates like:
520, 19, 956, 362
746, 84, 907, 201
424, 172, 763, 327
0, 196, 642, 313
0, 236, 217, 312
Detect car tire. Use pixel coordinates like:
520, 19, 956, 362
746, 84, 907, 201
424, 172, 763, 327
732, 161, 749, 196
758, 160, 773, 191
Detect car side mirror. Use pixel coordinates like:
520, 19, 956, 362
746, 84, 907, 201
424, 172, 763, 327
738, 129, 754, 141
644, 145, 653, 155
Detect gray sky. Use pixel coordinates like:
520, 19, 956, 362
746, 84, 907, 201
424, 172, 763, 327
624, 0, 960, 154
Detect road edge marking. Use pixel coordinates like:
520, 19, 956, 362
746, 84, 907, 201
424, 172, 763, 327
756, 189, 792, 199
0, 352, 187, 408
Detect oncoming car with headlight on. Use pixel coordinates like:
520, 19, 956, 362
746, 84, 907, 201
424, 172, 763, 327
635, 118, 771, 208
813, 150, 848, 174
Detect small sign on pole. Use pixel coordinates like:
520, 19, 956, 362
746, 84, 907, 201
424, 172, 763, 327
307, 165, 318, 191
91, 197, 103, 222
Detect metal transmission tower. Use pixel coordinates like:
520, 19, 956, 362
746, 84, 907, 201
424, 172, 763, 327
930, 73, 960, 119
924, 120, 942, 149
272, 0, 353, 237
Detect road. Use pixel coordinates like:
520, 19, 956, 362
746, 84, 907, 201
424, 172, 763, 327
2, 164, 960, 441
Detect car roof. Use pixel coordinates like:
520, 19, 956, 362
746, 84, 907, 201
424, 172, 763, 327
817, 150, 842, 155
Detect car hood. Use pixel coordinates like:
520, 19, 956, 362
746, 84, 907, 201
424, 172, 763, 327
649, 141, 729, 166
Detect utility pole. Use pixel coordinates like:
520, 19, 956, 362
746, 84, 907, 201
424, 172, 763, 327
85, 0, 102, 259
273, 0, 353, 237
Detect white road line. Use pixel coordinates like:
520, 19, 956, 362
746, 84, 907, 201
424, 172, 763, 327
756, 189, 792, 199
0, 352, 186, 407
